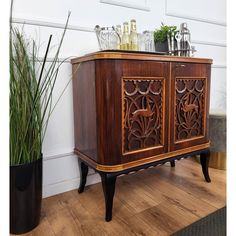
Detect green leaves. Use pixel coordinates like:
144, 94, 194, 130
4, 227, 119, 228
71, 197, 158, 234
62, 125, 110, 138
154, 23, 177, 43
10, 14, 70, 165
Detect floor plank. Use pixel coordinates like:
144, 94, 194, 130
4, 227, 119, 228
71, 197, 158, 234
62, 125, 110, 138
134, 171, 217, 218
12, 158, 226, 236
153, 159, 226, 209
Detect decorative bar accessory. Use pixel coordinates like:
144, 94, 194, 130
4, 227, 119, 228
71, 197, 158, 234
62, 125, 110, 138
172, 23, 196, 56
94, 25, 121, 50
142, 30, 155, 52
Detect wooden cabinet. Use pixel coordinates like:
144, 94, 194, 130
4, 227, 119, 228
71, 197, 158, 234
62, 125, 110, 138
71, 51, 212, 221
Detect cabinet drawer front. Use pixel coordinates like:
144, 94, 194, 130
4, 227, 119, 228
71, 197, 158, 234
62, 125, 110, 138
170, 63, 211, 151
120, 60, 169, 162
122, 77, 165, 154
175, 77, 207, 142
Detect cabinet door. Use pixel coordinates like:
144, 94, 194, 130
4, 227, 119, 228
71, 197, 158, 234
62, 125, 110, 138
121, 60, 169, 162
170, 63, 211, 151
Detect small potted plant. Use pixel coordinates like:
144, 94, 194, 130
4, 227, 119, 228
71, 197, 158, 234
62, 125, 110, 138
154, 23, 177, 53
10, 3, 70, 234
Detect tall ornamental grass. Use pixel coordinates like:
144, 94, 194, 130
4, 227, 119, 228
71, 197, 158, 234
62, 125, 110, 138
10, 14, 70, 165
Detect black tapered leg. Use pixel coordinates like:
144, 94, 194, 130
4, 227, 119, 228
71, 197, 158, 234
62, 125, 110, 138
78, 161, 89, 193
170, 160, 175, 167
200, 151, 211, 182
100, 173, 117, 222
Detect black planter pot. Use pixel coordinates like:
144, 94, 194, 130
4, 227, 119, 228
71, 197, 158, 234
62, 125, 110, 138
10, 157, 42, 234
155, 40, 178, 54
155, 41, 168, 53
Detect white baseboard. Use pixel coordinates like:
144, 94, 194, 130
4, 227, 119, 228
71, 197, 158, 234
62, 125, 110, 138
43, 173, 101, 198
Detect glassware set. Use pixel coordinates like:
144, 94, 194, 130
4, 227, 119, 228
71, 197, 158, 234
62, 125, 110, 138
94, 20, 155, 52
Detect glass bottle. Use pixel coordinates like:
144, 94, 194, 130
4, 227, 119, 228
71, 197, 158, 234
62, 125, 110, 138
143, 30, 155, 52
121, 22, 130, 50
129, 19, 138, 51
115, 25, 122, 49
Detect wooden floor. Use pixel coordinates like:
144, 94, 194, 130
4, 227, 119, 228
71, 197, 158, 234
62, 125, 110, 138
18, 158, 226, 236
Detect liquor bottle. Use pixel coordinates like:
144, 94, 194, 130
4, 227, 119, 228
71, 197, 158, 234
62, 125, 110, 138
116, 25, 122, 49
121, 22, 130, 50
129, 19, 138, 51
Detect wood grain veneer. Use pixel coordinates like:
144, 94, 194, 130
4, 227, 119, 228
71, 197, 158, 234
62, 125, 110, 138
71, 51, 213, 64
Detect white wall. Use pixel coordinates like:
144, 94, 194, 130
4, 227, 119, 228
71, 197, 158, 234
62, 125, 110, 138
12, 0, 226, 197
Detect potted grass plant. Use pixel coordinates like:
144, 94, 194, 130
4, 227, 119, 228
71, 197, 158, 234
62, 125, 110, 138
10, 7, 70, 234
154, 22, 177, 53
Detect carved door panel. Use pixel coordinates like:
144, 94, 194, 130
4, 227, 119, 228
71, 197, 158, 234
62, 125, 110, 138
170, 63, 211, 151
121, 61, 169, 162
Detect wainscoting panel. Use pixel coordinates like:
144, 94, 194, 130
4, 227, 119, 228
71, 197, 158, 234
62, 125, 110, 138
12, 23, 99, 59
41, 63, 74, 157
43, 154, 99, 198
210, 68, 226, 113
100, 0, 150, 11
193, 43, 226, 68
166, 0, 226, 26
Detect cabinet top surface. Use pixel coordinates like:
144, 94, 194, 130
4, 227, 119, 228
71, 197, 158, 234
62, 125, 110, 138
71, 50, 213, 64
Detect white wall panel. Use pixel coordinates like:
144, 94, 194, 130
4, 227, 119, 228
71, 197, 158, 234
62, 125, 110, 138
43, 154, 79, 186
12, 0, 160, 29
13, 23, 98, 58
210, 68, 226, 113
100, 0, 150, 11
42, 63, 74, 157
193, 44, 226, 67
43, 154, 99, 197
166, 0, 226, 26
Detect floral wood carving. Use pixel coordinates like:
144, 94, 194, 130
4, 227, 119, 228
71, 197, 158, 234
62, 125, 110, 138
175, 78, 206, 142
123, 78, 164, 153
